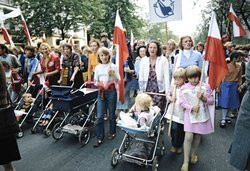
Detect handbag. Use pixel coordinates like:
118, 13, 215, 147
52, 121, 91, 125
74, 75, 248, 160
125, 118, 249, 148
0, 93, 20, 139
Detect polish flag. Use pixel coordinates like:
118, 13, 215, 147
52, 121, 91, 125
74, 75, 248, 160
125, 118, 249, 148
205, 11, 228, 90
113, 10, 129, 103
42, 33, 47, 42
228, 4, 247, 37
0, 8, 33, 45
21, 14, 32, 45
0, 24, 15, 47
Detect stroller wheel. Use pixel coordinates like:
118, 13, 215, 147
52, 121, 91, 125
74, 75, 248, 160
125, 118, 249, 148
31, 128, 38, 134
43, 129, 51, 137
79, 128, 90, 146
52, 122, 64, 140
152, 156, 159, 171
111, 148, 119, 168
17, 131, 24, 138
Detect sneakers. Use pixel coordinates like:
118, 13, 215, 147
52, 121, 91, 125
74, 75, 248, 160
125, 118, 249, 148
220, 120, 226, 128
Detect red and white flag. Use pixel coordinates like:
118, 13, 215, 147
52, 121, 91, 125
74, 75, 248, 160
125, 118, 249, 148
205, 11, 228, 90
228, 4, 247, 37
0, 8, 33, 45
0, 24, 15, 47
113, 10, 129, 103
21, 14, 32, 45
42, 32, 47, 42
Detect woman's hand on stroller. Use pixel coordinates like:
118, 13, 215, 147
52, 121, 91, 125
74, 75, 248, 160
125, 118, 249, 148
57, 78, 62, 84
70, 75, 75, 82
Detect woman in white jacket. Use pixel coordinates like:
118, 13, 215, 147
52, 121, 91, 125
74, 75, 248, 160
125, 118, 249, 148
139, 40, 170, 112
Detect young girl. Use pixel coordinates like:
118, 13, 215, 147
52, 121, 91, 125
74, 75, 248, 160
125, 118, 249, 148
218, 51, 242, 128
93, 47, 120, 148
179, 65, 214, 171
165, 68, 186, 154
118, 93, 160, 129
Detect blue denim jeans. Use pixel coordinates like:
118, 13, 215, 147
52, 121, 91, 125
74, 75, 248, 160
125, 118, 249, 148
96, 89, 117, 141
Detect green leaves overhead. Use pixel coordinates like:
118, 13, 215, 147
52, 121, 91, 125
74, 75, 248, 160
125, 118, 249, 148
9, 0, 145, 42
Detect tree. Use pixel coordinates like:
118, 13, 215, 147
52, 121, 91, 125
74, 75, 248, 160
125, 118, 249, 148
11, 0, 88, 39
7, 0, 145, 43
194, 0, 250, 43
88, 0, 146, 40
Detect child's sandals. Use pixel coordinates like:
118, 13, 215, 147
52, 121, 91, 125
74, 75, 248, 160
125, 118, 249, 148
190, 153, 198, 164
181, 163, 189, 171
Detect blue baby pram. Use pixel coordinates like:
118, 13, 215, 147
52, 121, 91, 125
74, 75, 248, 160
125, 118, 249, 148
111, 111, 165, 171
50, 84, 98, 146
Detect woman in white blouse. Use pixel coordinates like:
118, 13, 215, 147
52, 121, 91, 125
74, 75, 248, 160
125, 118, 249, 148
139, 40, 170, 112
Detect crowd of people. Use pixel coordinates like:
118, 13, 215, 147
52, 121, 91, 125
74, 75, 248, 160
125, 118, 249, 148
0, 31, 250, 171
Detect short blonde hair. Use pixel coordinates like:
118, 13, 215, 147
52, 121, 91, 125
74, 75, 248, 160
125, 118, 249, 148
22, 93, 32, 100
40, 43, 51, 51
97, 47, 111, 64
135, 93, 153, 110
185, 65, 201, 78
167, 39, 176, 48
173, 68, 186, 79
83, 46, 92, 55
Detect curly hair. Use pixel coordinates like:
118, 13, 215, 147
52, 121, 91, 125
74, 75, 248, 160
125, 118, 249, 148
146, 40, 162, 57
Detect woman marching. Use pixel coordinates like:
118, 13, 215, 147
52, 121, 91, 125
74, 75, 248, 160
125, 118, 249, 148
139, 40, 170, 112
58, 43, 84, 88
93, 47, 120, 147
33, 43, 60, 87
218, 51, 242, 128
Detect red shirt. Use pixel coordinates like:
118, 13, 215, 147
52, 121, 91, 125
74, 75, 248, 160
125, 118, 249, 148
41, 54, 60, 73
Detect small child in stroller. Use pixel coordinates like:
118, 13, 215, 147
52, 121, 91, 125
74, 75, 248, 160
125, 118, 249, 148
15, 93, 33, 122
117, 93, 161, 160
39, 103, 56, 126
118, 93, 160, 129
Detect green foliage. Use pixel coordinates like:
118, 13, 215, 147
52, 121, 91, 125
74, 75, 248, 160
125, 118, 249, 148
194, 0, 250, 43
88, 0, 145, 40
141, 23, 179, 45
7, 0, 145, 43
11, 0, 86, 40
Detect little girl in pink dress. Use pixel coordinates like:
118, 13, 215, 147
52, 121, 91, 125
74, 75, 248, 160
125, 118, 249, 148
179, 65, 214, 171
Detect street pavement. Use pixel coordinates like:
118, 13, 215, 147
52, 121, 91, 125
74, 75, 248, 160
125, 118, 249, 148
1, 111, 239, 171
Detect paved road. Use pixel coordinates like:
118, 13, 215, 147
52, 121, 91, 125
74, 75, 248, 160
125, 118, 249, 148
1, 111, 239, 171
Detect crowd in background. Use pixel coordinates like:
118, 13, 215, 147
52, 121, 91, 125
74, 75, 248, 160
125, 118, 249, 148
0, 32, 250, 171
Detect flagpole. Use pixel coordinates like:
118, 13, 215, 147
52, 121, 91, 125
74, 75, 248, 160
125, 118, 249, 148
168, 85, 176, 137
165, 22, 168, 43
196, 59, 206, 113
